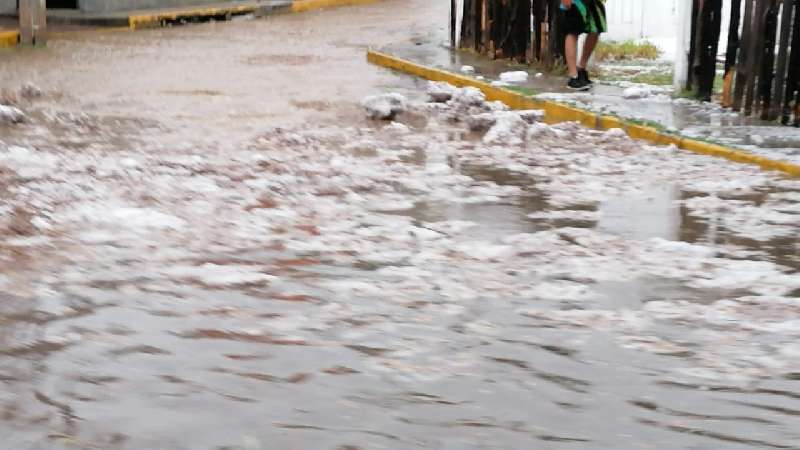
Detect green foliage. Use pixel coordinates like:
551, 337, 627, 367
626, 117, 671, 133
628, 71, 673, 86
505, 86, 539, 96
594, 40, 661, 61
592, 68, 673, 86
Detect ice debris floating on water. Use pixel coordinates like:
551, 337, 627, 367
361, 93, 407, 120
19, 82, 43, 99
483, 112, 527, 145
0, 105, 25, 124
2, 80, 799, 388
518, 110, 545, 124
426, 81, 457, 103
466, 112, 498, 132
160, 264, 276, 287
622, 86, 653, 99
450, 86, 486, 107
604, 128, 627, 139
65, 205, 188, 231
460, 65, 475, 74
428, 84, 545, 141
499, 71, 529, 83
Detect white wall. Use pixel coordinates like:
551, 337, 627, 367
604, 0, 732, 60
604, 0, 678, 41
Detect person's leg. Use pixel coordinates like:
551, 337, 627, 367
579, 32, 600, 69
565, 34, 579, 78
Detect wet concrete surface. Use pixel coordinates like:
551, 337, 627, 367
382, 39, 800, 165
1, 2, 800, 449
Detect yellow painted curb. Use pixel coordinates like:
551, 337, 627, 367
366, 49, 800, 177
679, 138, 800, 176
292, 0, 380, 13
129, 0, 383, 29
127, 0, 382, 30
0, 30, 19, 48
129, 3, 260, 29
598, 115, 623, 130
367, 50, 545, 111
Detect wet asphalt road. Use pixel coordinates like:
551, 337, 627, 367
1, 2, 800, 449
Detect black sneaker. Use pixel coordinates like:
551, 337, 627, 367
578, 68, 593, 85
567, 77, 590, 91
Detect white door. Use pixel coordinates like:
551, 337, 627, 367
605, 0, 645, 40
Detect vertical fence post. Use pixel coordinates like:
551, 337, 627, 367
675, 0, 695, 91
743, 0, 768, 115
459, 0, 478, 51
785, 1, 800, 125
519, 0, 532, 62
689, 0, 705, 92
697, 0, 723, 101
19, 0, 46, 46
733, 0, 755, 110
722, 0, 742, 106
480, 0, 488, 53
769, 0, 793, 120
19, 0, 33, 45
451, 0, 457, 48
757, 0, 779, 118
532, 0, 544, 61
547, 0, 563, 66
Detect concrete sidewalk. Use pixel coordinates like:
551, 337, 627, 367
379, 39, 800, 167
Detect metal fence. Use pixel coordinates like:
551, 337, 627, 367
683, 0, 799, 124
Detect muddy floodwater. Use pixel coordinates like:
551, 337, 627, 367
1, 1, 800, 449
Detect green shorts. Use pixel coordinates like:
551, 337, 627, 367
562, 0, 607, 35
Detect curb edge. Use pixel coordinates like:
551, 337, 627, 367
366, 49, 800, 178
0, 30, 19, 48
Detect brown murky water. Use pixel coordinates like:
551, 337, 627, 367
2, 2, 800, 450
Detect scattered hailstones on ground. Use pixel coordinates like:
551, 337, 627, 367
1, 79, 798, 386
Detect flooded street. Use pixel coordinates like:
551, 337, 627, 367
2, 1, 800, 449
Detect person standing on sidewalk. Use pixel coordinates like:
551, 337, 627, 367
561, 0, 607, 90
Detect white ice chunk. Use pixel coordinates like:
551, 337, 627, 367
0, 105, 25, 124
362, 93, 407, 120
427, 81, 458, 103
499, 71, 529, 83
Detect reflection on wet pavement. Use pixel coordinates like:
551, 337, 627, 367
2, 1, 800, 449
